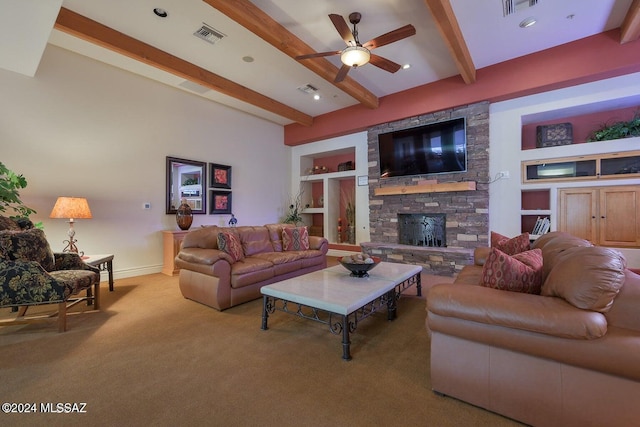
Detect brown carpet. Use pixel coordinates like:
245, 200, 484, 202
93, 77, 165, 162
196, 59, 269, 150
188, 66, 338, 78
1, 268, 521, 426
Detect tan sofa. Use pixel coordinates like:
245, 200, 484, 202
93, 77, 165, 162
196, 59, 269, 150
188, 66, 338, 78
175, 224, 328, 310
426, 231, 640, 427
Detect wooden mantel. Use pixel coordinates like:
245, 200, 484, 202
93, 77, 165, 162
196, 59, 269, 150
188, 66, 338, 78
373, 181, 476, 196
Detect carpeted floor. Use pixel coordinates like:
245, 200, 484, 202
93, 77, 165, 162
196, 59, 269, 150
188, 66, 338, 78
1, 269, 522, 426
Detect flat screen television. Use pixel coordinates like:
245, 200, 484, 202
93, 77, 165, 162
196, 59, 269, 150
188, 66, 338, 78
378, 117, 467, 178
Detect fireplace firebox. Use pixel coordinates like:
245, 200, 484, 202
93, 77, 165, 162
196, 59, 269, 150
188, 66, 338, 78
398, 214, 446, 247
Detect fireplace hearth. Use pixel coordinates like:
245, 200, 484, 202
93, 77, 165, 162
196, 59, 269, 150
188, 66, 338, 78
398, 213, 446, 247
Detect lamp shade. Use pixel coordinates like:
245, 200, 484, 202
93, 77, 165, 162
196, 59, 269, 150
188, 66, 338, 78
50, 197, 92, 219
340, 46, 371, 67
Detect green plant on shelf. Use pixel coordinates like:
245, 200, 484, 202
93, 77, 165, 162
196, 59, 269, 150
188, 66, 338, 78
587, 112, 640, 142
342, 187, 355, 227
283, 184, 304, 225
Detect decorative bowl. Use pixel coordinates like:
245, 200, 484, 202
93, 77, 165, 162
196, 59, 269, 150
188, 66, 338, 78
339, 256, 381, 277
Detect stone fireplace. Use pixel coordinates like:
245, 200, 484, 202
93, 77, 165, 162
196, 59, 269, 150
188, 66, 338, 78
398, 213, 446, 247
361, 101, 490, 276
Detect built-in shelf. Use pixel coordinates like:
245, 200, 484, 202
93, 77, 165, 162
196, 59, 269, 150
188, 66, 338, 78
301, 208, 323, 214
374, 181, 476, 196
292, 133, 368, 251
521, 150, 640, 183
301, 170, 356, 181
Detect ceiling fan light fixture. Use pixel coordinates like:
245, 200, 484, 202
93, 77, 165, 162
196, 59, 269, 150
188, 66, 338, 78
340, 46, 370, 67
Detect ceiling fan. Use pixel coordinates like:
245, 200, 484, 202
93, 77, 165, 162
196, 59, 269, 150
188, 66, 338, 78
295, 12, 416, 83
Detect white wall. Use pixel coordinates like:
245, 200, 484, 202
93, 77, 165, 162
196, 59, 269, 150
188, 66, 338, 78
0, 45, 289, 278
489, 72, 640, 266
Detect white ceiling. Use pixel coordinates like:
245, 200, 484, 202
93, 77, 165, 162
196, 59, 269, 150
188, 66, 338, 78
5, 0, 636, 125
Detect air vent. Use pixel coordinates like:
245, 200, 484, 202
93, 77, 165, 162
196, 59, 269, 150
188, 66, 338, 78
503, 0, 538, 17
194, 23, 226, 45
297, 84, 318, 95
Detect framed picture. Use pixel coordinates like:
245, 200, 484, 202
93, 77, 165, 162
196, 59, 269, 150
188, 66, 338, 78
210, 191, 232, 214
165, 156, 206, 215
210, 163, 232, 189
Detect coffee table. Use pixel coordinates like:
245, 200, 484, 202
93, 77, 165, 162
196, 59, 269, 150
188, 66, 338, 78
260, 262, 422, 360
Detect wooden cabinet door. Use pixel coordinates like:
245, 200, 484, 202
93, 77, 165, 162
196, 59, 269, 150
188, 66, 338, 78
599, 186, 640, 247
558, 188, 597, 243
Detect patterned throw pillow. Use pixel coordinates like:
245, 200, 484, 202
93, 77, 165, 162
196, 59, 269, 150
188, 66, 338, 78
481, 247, 543, 294
491, 231, 530, 255
217, 232, 244, 263
0, 228, 56, 272
282, 226, 310, 251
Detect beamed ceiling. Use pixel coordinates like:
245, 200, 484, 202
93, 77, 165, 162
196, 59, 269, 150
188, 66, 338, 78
5, 1, 640, 127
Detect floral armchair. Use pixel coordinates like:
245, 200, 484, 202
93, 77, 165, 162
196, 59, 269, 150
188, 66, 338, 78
0, 217, 100, 332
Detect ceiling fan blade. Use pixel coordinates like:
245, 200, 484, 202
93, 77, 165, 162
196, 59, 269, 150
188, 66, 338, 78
369, 54, 402, 73
334, 64, 351, 83
329, 14, 355, 45
363, 24, 416, 50
295, 51, 341, 60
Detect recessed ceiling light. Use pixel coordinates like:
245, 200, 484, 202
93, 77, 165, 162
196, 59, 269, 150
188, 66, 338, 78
242, 56, 254, 63
519, 17, 537, 28
153, 8, 168, 18
402, 64, 411, 70
313, 94, 321, 101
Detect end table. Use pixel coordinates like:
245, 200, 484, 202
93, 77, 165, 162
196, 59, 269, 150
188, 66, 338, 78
84, 254, 115, 291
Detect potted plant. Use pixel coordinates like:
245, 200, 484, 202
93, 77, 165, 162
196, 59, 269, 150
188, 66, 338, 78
342, 187, 356, 244
0, 161, 37, 221
587, 113, 640, 142
283, 185, 305, 225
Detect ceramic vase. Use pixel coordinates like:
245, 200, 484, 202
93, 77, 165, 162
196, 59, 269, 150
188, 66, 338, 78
176, 201, 193, 230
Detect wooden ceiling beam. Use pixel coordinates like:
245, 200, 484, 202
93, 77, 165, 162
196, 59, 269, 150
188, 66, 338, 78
423, 0, 476, 84
203, 0, 379, 109
54, 7, 313, 126
621, 0, 640, 43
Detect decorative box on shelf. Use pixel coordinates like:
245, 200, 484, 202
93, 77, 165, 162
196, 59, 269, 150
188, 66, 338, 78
338, 161, 354, 171
536, 123, 573, 147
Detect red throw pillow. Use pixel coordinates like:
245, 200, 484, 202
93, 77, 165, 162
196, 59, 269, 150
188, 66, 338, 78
282, 226, 310, 251
217, 232, 244, 263
491, 231, 530, 255
481, 247, 543, 294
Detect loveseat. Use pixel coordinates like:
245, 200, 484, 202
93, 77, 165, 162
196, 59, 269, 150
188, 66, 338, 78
176, 224, 328, 310
426, 231, 640, 427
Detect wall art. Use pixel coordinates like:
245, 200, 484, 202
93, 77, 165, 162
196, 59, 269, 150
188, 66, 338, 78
210, 163, 231, 189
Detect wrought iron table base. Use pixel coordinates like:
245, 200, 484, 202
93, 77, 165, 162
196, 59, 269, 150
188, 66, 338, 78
261, 274, 420, 360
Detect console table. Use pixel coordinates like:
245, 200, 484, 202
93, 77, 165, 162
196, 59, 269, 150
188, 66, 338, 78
84, 254, 115, 291
162, 230, 190, 276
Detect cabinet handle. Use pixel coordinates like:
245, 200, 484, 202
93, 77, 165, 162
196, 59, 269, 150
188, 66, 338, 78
592, 216, 596, 219
601, 216, 606, 219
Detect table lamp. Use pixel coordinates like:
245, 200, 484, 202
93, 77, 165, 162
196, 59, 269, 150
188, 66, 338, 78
49, 196, 92, 255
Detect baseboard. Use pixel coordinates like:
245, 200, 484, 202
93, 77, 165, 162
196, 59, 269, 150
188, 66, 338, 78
102, 264, 164, 281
